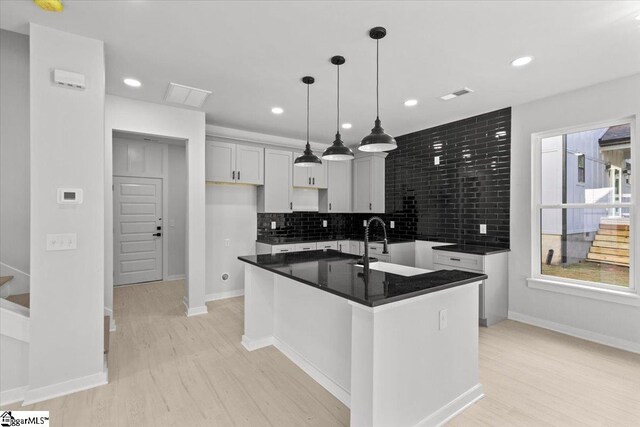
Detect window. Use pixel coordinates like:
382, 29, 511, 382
577, 154, 585, 183
534, 120, 634, 291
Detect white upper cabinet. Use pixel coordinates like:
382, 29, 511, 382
258, 149, 293, 213
292, 152, 328, 189
353, 153, 386, 213
320, 160, 352, 213
236, 144, 264, 184
205, 140, 264, 185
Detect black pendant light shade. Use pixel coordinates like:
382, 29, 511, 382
295, 76, 322, 167
359, 27, 397, 152
323, 56, 354, 161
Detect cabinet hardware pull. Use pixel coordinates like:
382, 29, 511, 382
238, 171, 240, 180
280, 249, 289, 252
290, 202, 293, 209
369, 203, 372, 210
450, 257, 461, 261
329, 202, 332, 210
339, 244, 342, 251
232, 171, 235, 180
313, 177, 315, 185
308, 177, 311, 185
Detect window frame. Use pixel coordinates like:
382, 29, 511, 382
530, 116, 638, 299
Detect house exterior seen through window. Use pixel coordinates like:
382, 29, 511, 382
538, 122, 632, 288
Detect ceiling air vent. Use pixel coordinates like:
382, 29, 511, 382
440, 87, 474, 101
164, 82, 212, 108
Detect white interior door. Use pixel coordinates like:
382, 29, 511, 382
114, 176, 163, 285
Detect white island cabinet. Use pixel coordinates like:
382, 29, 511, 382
239, 252, 485, 427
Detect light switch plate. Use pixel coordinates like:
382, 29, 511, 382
439, 309, 448, 330
434, 156, 440, 165
322, 220, 328, 228
271, 221, 277, 230
46, 233, 77, 251
224, 239, 230, 247
390, 221, 395, 229
480, 224, 487, 234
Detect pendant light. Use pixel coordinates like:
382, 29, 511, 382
295, 76, 322, 167
322, 56, 354, 161
359, 27, 397, 152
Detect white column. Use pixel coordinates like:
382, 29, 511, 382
26, 24, 106, 404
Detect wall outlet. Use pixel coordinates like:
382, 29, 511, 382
439, 309, 448, 330
46, 233, 77, 251
434, 156, 440, 165
224, 239, 230, 247
271, 221, 277, 230
363, 220, 367, 227
480, 224, 487, 234
322, 220, 328, 228
390, 221, 395, 229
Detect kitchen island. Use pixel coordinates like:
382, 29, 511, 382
238, 250, 487, 427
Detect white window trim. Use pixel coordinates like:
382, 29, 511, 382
529, 116, 639, 302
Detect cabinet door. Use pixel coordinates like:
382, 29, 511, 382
337, 240, 350, 253
236, 144, 264, 185
292, 152, 312, 187
353, 156, 373, 212
327, 161, 351, 212
311, 161, 328, 188
263, 149, 293, 212
205, 141, 235, 183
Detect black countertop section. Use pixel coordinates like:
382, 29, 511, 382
256, 237, 414, 245
432, 244, 510, 255
238, 250, 486, 307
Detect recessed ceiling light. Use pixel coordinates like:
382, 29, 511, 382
404, 99, 418, 107
271, 107, 284, 115
123, 78, 141, 88
511, 56, 533, 67
341, 123, 352, 129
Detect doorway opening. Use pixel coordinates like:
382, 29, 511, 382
112, 130, 187, 287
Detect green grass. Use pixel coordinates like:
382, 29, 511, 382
542, 262, 629, 288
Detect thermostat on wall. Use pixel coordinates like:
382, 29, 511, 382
57, 188, 83, 204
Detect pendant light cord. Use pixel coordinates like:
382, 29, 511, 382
376, 39, 379, 120
336, 63, 340, 132
306, 82, 310, 145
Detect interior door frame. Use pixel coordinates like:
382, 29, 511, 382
113, 175, 165, 285
112, 142, 170, 283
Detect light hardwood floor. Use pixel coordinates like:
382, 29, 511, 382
4, 280, 639, 426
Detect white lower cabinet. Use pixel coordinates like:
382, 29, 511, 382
295, 242, 317, 252
317, 241, 338, 250
433, 249, 509, 327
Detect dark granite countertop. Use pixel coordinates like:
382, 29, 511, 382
256, 237, 414, 245
432, 244, 510, 255
238, 250, 486, 307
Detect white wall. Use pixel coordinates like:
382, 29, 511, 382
27, 24, 106, 402
105, 95, 206, 317
510, 73, 640, 352
168, 144, 187, 278
205, 184, 256, 300
0, 30, 30, 274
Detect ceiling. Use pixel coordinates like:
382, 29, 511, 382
2, 1, 639, 146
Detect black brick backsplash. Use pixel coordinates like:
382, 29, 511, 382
258, 108, 510, 248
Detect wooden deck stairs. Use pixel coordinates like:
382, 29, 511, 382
586, 218, 630, 267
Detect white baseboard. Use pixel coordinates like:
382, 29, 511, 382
273, 336, 351, 408
416, 383, 484, 427
508, 311, 640, 354
0, 385, 28, 406
205, 289, 244, 302
22, 369, 108, 406
185, 305, 208, 317
241, 335, 274, 351
166, 274, 185, 281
